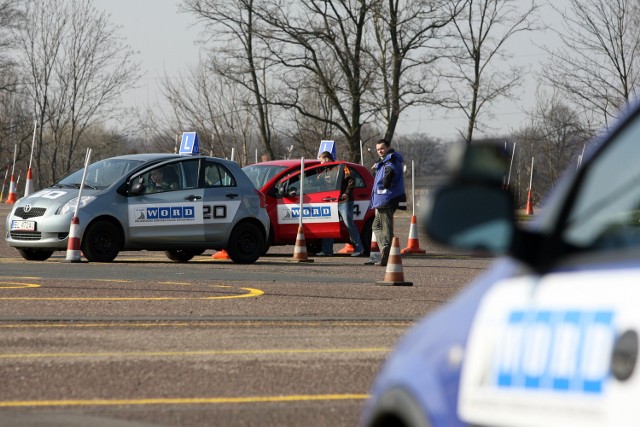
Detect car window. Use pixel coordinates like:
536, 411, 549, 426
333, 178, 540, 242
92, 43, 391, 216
140, 164, 181, 194
275, 166, 340, 197
242, 164, 287, 189
205, 161, 236, 188
562, 112, 640, 252
58, 159, 144, 189
346, 165, 366, 188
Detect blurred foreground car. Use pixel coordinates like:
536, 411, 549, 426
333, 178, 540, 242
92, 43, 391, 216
5, 154, 269, 263
362, 100, 640, 427
243, 159, 375, 254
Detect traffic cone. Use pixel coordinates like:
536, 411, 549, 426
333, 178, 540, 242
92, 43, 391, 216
4, 173, 17, 204
337, 243, 354, 254
65, 216, 82, 262
24, 167, 33, 197
401, 215, 426, 255
291, 225, 314, 263
212, 249, 230, 260
368, 231, 380, 263
376, 237, 412, 286
525, 189, 534, 215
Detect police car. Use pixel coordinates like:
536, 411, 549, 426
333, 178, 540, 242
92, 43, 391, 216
5, 153, 270, 263
242, 159, 375, 254
362, 99, 640, 427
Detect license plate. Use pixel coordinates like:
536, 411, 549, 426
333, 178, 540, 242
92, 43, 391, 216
11, 220, 36, 231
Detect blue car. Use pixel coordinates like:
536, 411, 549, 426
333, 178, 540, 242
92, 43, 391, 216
362, 100, 640, 427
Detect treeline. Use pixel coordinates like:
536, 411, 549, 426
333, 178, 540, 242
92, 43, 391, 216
0, 0, 638, 209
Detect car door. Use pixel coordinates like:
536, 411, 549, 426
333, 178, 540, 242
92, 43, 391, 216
202, 159, 243, 244
459, 107, 640, 427
274, 163, 342, 241
127, 158, 205, 243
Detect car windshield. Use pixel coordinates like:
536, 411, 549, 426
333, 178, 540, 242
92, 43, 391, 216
56, 159, 144, 189
242, 164, 288, 189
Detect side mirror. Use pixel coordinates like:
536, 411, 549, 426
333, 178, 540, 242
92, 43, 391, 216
422, 184, 516, 254
129, 178, 145, 195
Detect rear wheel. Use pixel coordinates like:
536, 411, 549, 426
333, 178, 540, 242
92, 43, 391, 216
165, 249, 197, 262
17, 248, 53, 261
81, 220, 121, 262
226, 222, 264, 264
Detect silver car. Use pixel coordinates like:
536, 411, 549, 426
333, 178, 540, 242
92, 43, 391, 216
5, 153, 270, 263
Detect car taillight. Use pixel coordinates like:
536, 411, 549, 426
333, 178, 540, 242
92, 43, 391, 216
253, 189, 266, 208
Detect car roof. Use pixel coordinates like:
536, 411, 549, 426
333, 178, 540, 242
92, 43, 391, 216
250, 159, 321, 167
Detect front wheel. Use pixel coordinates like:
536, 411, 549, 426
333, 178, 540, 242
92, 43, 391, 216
226, 222, 264, 264
165, 249, 197, 262
17, 248, 53, 261
81, 220, 121, 262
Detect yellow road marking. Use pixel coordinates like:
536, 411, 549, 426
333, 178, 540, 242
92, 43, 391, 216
0, 393, 369, 408
0, 347, 390, 360
0, 282, 40, 289
0, 320, 412, 329
0, 285, 263, 301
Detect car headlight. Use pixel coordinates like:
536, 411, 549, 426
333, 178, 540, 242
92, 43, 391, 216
58, 196, 96, 215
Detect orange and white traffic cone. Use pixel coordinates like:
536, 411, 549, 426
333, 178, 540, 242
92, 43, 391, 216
376, 237, 413, 286
401, 214, 426, 255
525, 189, 534, 215
24, 167, 33, 197
212, 249, 230, 260
368, 231, 380, 263
337, 243, 354, 254
291, 225, 314, 263
4, 173, 17, 204
65, 216, 82, 262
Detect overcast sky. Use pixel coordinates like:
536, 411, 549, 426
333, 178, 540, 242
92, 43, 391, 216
95, 0, 560, 141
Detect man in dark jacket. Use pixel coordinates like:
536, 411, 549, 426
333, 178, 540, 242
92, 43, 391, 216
366, 138, 406, 266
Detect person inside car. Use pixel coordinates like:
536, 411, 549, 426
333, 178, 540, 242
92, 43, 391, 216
149, 167, 178, 192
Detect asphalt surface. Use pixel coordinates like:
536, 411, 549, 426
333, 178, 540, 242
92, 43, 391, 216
0, 203, 492, 427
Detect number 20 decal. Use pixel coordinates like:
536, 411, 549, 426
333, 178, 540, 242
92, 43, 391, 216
203, 205, 227, 220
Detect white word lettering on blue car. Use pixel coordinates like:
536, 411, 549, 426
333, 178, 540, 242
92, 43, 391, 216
494, 309, 614, 393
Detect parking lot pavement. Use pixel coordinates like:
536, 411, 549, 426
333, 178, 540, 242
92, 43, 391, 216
0, 203, 489, 427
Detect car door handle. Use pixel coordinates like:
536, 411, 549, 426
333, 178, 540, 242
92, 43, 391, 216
226, 193, 239, 199
323, 197, 337, 202
185, 195, 202, 201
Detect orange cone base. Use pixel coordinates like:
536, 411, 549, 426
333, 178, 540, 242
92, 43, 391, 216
212, 250, 230, 260
401, 215, 426, 255
376, 237, 412, 286
337, 243, 354, 254
290, 226, 314, 263
401, 245, 426, 255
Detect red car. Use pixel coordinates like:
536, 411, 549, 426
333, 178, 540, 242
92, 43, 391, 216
242, 159, 375, 254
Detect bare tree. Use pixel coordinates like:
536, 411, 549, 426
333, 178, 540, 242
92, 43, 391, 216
442, 0, 540, 143
181, 0, 277, 162
162, 61, 259, 165
512, 91, 592, 207
15, 0, 141, 184
0, 0, 19, 93
254, 0, 377, 163
369, 0, 465, 144
541, 0, 640, 130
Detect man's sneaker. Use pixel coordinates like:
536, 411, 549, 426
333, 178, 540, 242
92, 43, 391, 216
315, 252, 331, 256
364, 260, 375, 265
350, 251, 363, 257
374, 261, 387, 267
